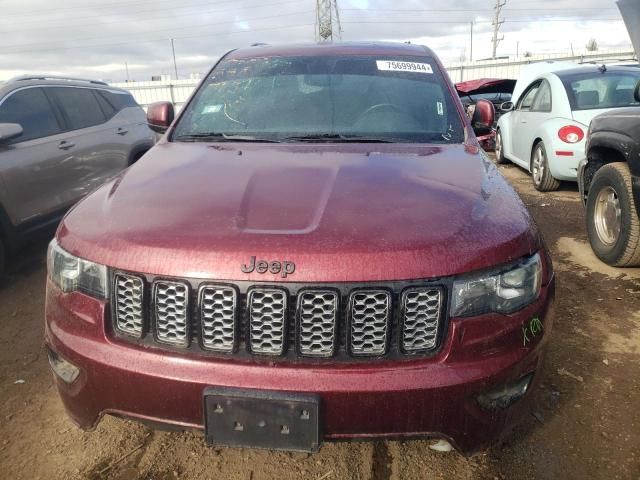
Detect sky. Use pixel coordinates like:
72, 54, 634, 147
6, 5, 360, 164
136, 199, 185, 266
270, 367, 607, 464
0, 0, 634, 82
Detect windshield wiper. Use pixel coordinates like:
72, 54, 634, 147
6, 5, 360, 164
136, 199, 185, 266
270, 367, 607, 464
283, 134, 396, 143
174, 132, 281, 143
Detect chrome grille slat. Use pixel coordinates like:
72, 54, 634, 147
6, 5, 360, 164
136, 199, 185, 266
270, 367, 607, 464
114, 273, 144, 337
349, 290, 391, 356
298, 291, 338, 357
200, 286, 237, 352
154, 281, 189, 347
248, 288, 287, 355
401, 288, 442, 353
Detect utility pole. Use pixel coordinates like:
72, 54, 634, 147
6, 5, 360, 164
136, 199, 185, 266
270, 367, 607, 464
491, 0, 506, 59
125, 62, 130, 82
171, 38, 179, 80
469, 21, 473, 62
316, 0, 342, 42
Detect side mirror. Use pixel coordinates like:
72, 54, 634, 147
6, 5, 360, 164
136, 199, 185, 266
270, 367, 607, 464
0, 123, 23, 144
147, 101, 175, 134
471, 99, 495, 137
634, 80, 640, 103
500, 101, 514, 112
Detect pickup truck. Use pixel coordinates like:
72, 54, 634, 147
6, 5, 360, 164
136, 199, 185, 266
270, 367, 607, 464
578, 82, 640, 266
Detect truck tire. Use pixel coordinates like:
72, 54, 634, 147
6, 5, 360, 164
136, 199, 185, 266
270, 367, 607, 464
586, 162, 640, 267
495, 129, 508, 164
531, 142, 560, 192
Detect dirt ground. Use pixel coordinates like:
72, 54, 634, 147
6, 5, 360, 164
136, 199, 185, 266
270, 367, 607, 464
1, 155, 639, 480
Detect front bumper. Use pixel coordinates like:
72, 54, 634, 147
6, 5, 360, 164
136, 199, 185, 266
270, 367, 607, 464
577, 158, 588, 207
45, 278, 555, 455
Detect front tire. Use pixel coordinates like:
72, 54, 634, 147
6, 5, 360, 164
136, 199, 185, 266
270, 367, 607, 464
586, 162, 640, 267
495, 129, 508, 164
531, 142, 560, 192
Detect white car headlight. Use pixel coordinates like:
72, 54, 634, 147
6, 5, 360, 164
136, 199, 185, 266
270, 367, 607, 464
452, 254, 542, 317
47, 239, 109, 299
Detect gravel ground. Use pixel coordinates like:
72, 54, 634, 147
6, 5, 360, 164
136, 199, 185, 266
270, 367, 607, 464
0, 155, 639, 480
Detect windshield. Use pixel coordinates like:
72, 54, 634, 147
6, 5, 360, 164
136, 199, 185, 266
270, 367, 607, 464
172, 55, 464, 143
560, 70, 640, 111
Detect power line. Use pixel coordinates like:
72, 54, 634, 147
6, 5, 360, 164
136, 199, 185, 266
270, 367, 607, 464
0, 23, 315, 56
0, 0, 244, 19
0, 10, 312, 51
0, 0, 302, 33
340, 18, 621, 25
341, 7, 617, 12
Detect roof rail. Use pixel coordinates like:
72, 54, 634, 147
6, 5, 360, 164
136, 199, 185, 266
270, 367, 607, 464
250, 43, 269, 47
8, 75, 108, 86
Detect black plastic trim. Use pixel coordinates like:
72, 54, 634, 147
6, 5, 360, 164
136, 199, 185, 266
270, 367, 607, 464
203, 386, 321, 453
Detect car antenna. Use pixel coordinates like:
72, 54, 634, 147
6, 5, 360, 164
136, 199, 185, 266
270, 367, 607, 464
598, 64, 607, 73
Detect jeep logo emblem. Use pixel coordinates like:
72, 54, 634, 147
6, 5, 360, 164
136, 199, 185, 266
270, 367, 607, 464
241, 256, 296, 278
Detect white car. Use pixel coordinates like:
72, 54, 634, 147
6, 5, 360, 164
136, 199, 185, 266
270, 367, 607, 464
496, 65, 640, 191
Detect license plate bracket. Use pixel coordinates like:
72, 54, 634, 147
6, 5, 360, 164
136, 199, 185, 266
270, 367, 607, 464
203, 387, 321, 453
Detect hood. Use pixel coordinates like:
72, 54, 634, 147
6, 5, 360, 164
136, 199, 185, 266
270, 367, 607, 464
592, 106, 640, 121
618, 0, 640, 59
590, 106, 640, 138
59, 142, 540, 282
455, 78, 516, 96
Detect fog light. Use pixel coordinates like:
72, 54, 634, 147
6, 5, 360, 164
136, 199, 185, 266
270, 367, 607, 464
47, 347, 80, 384
476, 374, 533, 410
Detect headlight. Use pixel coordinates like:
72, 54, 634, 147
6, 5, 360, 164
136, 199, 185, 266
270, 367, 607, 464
47, 239, 109, 299
452, 254, 542, 317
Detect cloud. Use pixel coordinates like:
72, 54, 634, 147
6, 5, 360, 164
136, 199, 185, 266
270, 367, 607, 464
0, 0, 632, 82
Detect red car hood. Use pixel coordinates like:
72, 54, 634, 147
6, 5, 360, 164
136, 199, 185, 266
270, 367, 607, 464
455, 78, 516, 95
59, 142, 541, 282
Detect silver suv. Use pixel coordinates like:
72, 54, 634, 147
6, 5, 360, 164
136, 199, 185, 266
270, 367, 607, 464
0, 76, 154, 274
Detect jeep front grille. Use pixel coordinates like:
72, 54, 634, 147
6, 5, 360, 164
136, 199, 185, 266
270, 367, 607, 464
200, 286, 237, 352
248, 289, 287, 355
401, 288, 442, 353
154, 281, 189, 346
113, 273, 144, 337
349, 291, 391, 356
298, 290, 338, 357
111, 272, 446, 361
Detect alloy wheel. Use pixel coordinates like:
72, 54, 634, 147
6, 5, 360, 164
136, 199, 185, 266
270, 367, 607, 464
532, 147, 544, 185
594, 186, 622, 246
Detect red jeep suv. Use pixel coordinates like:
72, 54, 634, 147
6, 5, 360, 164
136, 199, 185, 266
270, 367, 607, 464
45, 42, 554, 454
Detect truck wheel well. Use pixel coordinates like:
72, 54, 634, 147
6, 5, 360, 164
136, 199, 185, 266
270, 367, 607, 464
584, 146, 627, 193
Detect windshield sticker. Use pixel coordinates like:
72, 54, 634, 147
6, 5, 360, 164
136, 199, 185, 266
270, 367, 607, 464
437, 102, 444, 115
202, 104, 223, 114
376, 60, 433, 74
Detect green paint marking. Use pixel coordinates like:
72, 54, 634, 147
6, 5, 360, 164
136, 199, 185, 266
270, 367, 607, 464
523, 317, 544, 346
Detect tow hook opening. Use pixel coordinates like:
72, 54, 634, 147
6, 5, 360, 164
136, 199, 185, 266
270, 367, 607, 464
476, 373, 533, 411
46, 346, 80, 384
